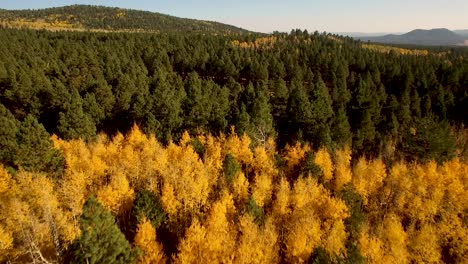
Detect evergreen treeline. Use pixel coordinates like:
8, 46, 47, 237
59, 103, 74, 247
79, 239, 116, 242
1, 28, 467, 174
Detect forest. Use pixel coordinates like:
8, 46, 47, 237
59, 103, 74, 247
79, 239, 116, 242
0, 21, 467, 263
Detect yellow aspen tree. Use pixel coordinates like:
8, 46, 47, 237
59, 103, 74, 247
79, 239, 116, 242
251, 146, 277, 177
174, 219, 207, 264
381, 214, 409, 264
96, 170, 135, 215
358, 227, 385, 264
0, 166, 16, 260
176, 192, 236, 263
284, 208, 323, 263
314, 147, 334, 183
333, 146, 352, 191
224, 130, 254, 167
134, 218, 166, 264
352, 157, 386, 205
272, 176, 291, 217
283, 142, 310, 172
12, 171, 77, 262
437, 213, 468, 263
231, 171, 249, 205
157, 138, 213, 219
407, 224, 441, 263
251, 172, 273, 208
203, 192, 236, 262
323, 219, 348, 256
122, 126, 161, 189
234, 214, 279, 264
200, 134, 224, 185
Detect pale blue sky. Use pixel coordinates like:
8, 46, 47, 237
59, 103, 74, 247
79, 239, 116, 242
1, 0, 467, 33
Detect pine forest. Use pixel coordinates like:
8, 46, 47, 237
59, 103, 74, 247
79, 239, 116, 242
0, 5, 467, 263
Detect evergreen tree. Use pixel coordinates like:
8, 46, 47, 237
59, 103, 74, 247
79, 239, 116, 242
71, 196, 139, 264
0, 104, 19, 167
57, 89, 96, 140
15, 115, 64, 175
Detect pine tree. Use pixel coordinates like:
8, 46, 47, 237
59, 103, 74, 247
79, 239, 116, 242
57, 89, 96, 140
0, 104, 19, 167
71, 196, 139, 264
15, 115, 64, 175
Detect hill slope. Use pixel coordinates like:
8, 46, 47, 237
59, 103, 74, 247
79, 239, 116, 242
0, 5, 250, 34
361, 28, 467, 46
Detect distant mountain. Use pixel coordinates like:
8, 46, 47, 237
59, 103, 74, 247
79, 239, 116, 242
454, 29, 468, 37
334, 32, 402, 38
360, 28, 467, 46
0, 5, 251, 34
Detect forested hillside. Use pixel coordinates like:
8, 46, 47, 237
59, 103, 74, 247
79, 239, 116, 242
0, 5, 249, 33
0, 26, 467, 263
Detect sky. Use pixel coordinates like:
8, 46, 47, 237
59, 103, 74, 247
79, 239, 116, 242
1, 0, 467, 33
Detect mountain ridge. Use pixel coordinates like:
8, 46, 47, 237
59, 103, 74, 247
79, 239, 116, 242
0, 5, 252, 34
359, 28, 468, 46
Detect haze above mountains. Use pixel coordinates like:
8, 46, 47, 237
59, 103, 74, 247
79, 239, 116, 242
0, 5, 467, 46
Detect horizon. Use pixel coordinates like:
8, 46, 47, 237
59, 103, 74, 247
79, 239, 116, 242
1, 1, 468, 34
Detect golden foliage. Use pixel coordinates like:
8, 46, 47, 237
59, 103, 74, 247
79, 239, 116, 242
283, 142, 310, 171
234, 215, 279, 264
352, 158, 386, 204
1, 126, 467, 263
314, 147, 334, 183
333, 146, 352, 191
134, 218, 166, 264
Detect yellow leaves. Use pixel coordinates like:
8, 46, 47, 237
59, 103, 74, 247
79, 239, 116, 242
0, 168, 9, 195
174, 219, 207, 264
251, 146, 277, 177
158, 140, 213, 216
358, 231, 385, 263
324, 220, 347, 256
161, 183, 180, 217
235, 215, 279, 264
284, 142, 310, 171
225, 132, 253, 166
291, 176, 321, 210
251, 172, 273, 208
134, 218, 166, 264
286, 175, 348, 261
333, 146, 352, 191
231, 171, 249, 204
314, 147, 334, 183
96, 171, 134, 215
0, 225, 13, 251
381, 214, 409, 263
408, 224, 441, 263
175, 193, 237, 263
272, 177, 291, 216
175, 191, 236, 262
6, 125, 468, 262
352, 158, 386, 204
284, 208, 322, 263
